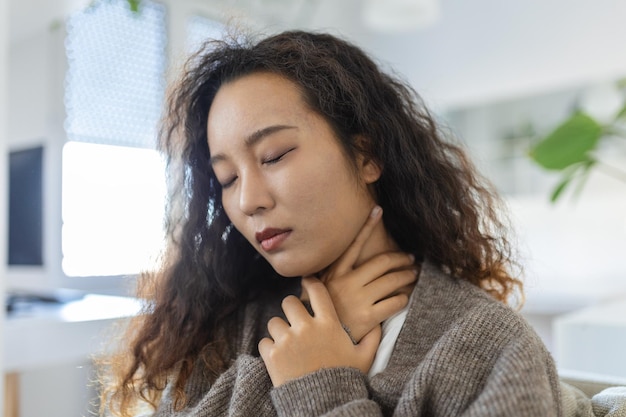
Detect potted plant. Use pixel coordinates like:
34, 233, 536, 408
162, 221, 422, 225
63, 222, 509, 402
529, 79, 626, 202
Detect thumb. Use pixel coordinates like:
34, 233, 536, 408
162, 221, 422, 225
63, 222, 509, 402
355, 324, 382, 373
300, 275, 315, 302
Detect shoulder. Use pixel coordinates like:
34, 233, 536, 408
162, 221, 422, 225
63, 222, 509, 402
416, 260, 535, 342
406, 260, 554, 381
391, 262, 562, 415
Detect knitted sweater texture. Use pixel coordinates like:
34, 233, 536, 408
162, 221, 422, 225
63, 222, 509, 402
153, 262, 562, 416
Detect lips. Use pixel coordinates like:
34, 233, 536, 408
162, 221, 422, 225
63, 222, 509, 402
255, 228, 292, 252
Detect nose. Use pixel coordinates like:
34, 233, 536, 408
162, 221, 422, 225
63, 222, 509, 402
238, 169, 274, 216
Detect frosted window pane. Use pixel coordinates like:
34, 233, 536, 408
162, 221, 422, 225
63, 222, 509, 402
65, 0, 166, 148
62, 142, 166, 277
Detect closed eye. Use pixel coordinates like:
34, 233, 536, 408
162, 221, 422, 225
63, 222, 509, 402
263, 147, 296, 165
220, 175, 237, 189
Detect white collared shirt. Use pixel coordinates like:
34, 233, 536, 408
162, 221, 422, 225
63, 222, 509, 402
368, 299, 411, 378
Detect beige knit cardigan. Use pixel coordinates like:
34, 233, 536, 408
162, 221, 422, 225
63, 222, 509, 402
153, 261, 563, 416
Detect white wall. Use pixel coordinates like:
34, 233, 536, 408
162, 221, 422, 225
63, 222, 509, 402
6, 24, 67, 294
5, 5, 99, 415
1, 0, 9, 411
353, 0, 626, 111
6, 32, 53, 147
18, 362, 97, 417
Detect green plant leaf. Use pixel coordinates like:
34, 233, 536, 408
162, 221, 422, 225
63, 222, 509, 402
529, 112, 602, 170
569, 160, 595, 202
550, 160, 597, 203
616, 103, 626, 121
127, 0, 140, 12
550, 174, 573, 202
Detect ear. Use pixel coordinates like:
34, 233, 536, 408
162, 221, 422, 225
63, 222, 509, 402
354, 135, 382, 184
360, 157, 381, 184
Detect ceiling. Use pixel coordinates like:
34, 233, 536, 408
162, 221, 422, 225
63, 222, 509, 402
8, 0, 443, 44
8, 0, 626, 110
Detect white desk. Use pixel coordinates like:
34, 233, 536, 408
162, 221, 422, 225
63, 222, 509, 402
508, 196, 626, 316
4, 294, 142, 372
555, 298, 626, 379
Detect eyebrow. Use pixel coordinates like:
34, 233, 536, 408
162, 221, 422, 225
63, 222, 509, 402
209, 124, 297, 165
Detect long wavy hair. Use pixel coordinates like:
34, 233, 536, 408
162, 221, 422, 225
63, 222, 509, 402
99, 30, 522, 416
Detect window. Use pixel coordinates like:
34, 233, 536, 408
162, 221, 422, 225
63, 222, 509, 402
62, 0, 167, 278
61, 142, 166, 277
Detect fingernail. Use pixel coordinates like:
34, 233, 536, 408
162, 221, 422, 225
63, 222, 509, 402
408, 254, 415, 263
371, 205, 382, 218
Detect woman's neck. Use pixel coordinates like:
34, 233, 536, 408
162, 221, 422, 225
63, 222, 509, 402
353, 220, 401, 268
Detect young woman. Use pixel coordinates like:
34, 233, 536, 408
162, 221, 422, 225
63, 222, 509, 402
100, 30, 562, 416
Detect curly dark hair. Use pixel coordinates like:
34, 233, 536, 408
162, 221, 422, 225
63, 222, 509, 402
99, 30, 522, 417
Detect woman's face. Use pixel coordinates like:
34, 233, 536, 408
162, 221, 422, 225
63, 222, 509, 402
207, 72, 380, 277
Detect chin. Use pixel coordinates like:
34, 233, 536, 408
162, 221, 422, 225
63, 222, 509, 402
266, 257, 327, 278
269, 263, 308, 278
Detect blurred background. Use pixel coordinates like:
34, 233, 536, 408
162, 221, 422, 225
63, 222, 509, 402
1, 0, 625, 415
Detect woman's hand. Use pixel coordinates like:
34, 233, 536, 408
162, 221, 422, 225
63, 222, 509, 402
312, 206, 418, 343
259, 277, 382, 387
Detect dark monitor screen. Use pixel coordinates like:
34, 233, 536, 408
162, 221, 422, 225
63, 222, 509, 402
8, 146, 44, 266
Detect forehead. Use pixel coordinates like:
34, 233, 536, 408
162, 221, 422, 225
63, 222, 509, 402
207, 72, 309, 144
206, 72, 362, 179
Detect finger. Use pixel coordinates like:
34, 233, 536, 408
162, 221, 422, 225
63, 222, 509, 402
364, 268, 417, 301
301, 276, 339, 320
266, 316, 290, 340
355, 325, 382, 373
332, 205, 382, 274
281, 295, 311, 325
354, 252, 416, 286
395, 282, 416, 297
258, 337, 273, 359
299, 275, 315, 302
370, 293, 410, 322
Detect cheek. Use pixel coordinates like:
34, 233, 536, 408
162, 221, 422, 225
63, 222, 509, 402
295, 159, 371, 233
289, 161, 348, 213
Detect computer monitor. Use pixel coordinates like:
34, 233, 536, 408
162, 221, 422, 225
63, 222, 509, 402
8, 145, 44, 266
